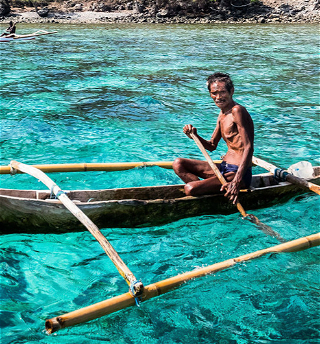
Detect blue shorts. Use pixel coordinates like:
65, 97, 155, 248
219, 161, 252, 188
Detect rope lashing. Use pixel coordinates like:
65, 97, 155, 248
130, 280, 143, 307
274, 168, 289, 182
56, 190, 66, 198
50, 184, 66, 199
9, 163, 17, 175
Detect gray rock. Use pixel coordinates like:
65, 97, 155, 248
73, 4, 83, 11
37, 7, 49, 17
133, 1, 144, 13
156, 9, 169, 17
126, 2, 133, 10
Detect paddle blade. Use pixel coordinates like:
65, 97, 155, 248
248, 214, 286, 243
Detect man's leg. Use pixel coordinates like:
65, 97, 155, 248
172, 158, 218, 183
184, 171, 247, 196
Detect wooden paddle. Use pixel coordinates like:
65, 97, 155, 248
252, 156, 320, 195
9, 160, 144, 298
0, 161, 174, 174
45, 232, 320, 333
190, 133, 285, 242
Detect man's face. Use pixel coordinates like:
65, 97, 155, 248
209, 81, 234, 110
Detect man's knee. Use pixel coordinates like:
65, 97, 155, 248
172, 157, 184, 173
184, 182, 195, 196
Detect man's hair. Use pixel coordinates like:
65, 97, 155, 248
207, 73, 234, 93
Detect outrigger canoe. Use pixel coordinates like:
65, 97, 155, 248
1, 160, 320, 334
1, 165, 319, 234
0, 30, 57, 42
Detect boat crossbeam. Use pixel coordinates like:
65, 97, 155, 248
9, 160, 143, 291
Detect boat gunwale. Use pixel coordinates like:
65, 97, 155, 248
1, 168, 320, 204
0, 168, 319, 234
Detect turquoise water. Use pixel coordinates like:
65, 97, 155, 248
1, 23, 319, 343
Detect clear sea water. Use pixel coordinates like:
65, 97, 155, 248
0, 23, 319, 343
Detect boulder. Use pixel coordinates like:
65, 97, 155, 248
125, 2, 134, 10
73, 3, 83, 11
37, 7, 49, 17
156, 9, 169, 17
133, 1, 144, 13
92, 3, 111, 12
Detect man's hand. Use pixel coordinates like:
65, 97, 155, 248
221, 180, 240, 204
183, 124, 197, 139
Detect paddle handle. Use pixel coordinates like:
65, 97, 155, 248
252, 156, 320, 195
190, 135, 285, 242
10, 160, 141, 290
190, 133, 248, 217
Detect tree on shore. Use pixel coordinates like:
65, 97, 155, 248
0, 0, 10, 15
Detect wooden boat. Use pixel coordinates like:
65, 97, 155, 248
1, 166, 319, 234
0, 30, 57, 42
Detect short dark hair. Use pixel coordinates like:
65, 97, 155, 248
207, 73, 234, 93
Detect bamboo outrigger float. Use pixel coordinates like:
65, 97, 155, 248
45, 232, 320, 334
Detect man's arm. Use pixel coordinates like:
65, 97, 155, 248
183, 118, 221, 152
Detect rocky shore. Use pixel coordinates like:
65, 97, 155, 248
1, 0, 319, 24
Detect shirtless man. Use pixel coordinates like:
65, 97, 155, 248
1, 21, 16, 37
173, 72, 254, 205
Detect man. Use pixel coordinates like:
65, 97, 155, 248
1, 21, 16, 37
173, 72, 254, 205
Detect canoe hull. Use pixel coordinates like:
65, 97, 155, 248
0, 36, 36, 42
0, 31, 57, 43
1, 169, 319, 234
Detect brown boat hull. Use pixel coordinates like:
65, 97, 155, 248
1, 170, 319, 234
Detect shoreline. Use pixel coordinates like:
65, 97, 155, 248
1, 1, 319, 25
2, 11, 319, 25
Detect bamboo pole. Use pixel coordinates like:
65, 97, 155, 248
252, 156, 320, 195
45, 232, 320, 334
31, 30, 58, 36
190, 134, 285, 242
9, 161, 143, 296
0, 161, 174, 174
